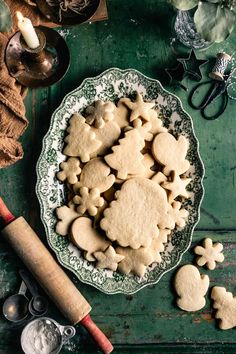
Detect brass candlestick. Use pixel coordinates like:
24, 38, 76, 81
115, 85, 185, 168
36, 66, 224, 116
5, 27, 70, 88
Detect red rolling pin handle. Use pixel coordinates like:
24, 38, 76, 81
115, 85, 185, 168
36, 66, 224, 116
0, 198, 15, 224
81, 314, 113, 354
0, 197, 114, 354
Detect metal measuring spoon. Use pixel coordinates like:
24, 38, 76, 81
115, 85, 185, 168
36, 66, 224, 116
19, 269, 48, 317
3, 281, 29, 322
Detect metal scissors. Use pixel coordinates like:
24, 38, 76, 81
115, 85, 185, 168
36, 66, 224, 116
189, 70, 236, 120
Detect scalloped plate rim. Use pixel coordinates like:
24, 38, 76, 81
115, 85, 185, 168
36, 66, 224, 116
35, 67, 205, 295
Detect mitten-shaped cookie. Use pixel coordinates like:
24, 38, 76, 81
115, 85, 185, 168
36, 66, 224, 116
73, 157, 115, 193
174, 265, 209, 311
63, 113, 101, 162
152, 132, 190, 176
211, 286, 236, 330
70, 217, 110, 261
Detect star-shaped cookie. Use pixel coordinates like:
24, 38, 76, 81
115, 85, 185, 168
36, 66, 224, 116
94, 245, 125, 271
194, 238, 224, 270
120, 93, 155, 122
162, 171, 191, 203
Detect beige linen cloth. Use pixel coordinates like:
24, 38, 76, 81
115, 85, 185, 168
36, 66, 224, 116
0, 0, 51, 168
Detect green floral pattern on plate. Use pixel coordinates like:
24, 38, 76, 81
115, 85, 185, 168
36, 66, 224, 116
36, 68, 204, 294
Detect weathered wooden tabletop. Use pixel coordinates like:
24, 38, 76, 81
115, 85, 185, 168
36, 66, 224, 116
1, 1, 236, 353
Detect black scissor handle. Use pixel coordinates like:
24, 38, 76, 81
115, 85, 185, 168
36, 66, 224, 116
189, 80, 228, 120
189, 81, 215, 109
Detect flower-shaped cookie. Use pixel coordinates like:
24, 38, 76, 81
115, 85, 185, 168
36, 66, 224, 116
194, 238, 224, 270
85, 100, 115, 128
94, 245, 125, 271
73, 187, 104, 216
57, 157, 81, 184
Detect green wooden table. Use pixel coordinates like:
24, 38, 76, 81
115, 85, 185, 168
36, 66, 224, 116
1, 1, 236, 353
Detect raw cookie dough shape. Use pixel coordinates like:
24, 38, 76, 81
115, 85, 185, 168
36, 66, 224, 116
70, 217, 110, 262
116, 246, 154, 277
211, 286, 236, 330
85, 100, 116, 128
168, 201, 189, 228
120, 92, 156, 123
174, 264, 209, 312
194, 238, 224, 270
162, 171, 191, 203
152, 132, 190, 176
57, 157, 81, 185
94, 245, 125, 271
55, 205, 81, 236
73, 157, 115, 193
73, 187, 104, 216
105, 129, 145, 180
63, 113, 102, 162
100, 177, 173, 249
91, 120, 121, 156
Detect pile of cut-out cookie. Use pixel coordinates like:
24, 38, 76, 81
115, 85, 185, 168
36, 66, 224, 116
175, 238, 235, 330
55, 92, 192, 277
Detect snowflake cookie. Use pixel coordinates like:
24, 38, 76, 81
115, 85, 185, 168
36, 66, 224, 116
73, 187, 104, 216
194, 238, 224, 270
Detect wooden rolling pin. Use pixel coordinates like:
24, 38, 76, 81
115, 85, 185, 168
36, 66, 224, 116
0, 197, 113, 354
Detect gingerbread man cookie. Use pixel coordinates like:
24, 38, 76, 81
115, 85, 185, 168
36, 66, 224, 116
57, 157, 81, 185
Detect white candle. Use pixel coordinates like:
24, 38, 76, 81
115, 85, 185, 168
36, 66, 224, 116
16, 11, 40, 49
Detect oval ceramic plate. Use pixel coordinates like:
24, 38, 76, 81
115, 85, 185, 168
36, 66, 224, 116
36, 68, 204, 295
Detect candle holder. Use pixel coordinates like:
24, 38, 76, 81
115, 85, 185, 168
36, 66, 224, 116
5, 27, 70, 88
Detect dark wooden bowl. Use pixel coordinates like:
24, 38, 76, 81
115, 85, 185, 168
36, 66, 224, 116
35, 0, 100, 26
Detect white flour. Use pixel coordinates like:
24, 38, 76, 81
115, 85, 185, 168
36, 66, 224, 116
21, 319, 61, 354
